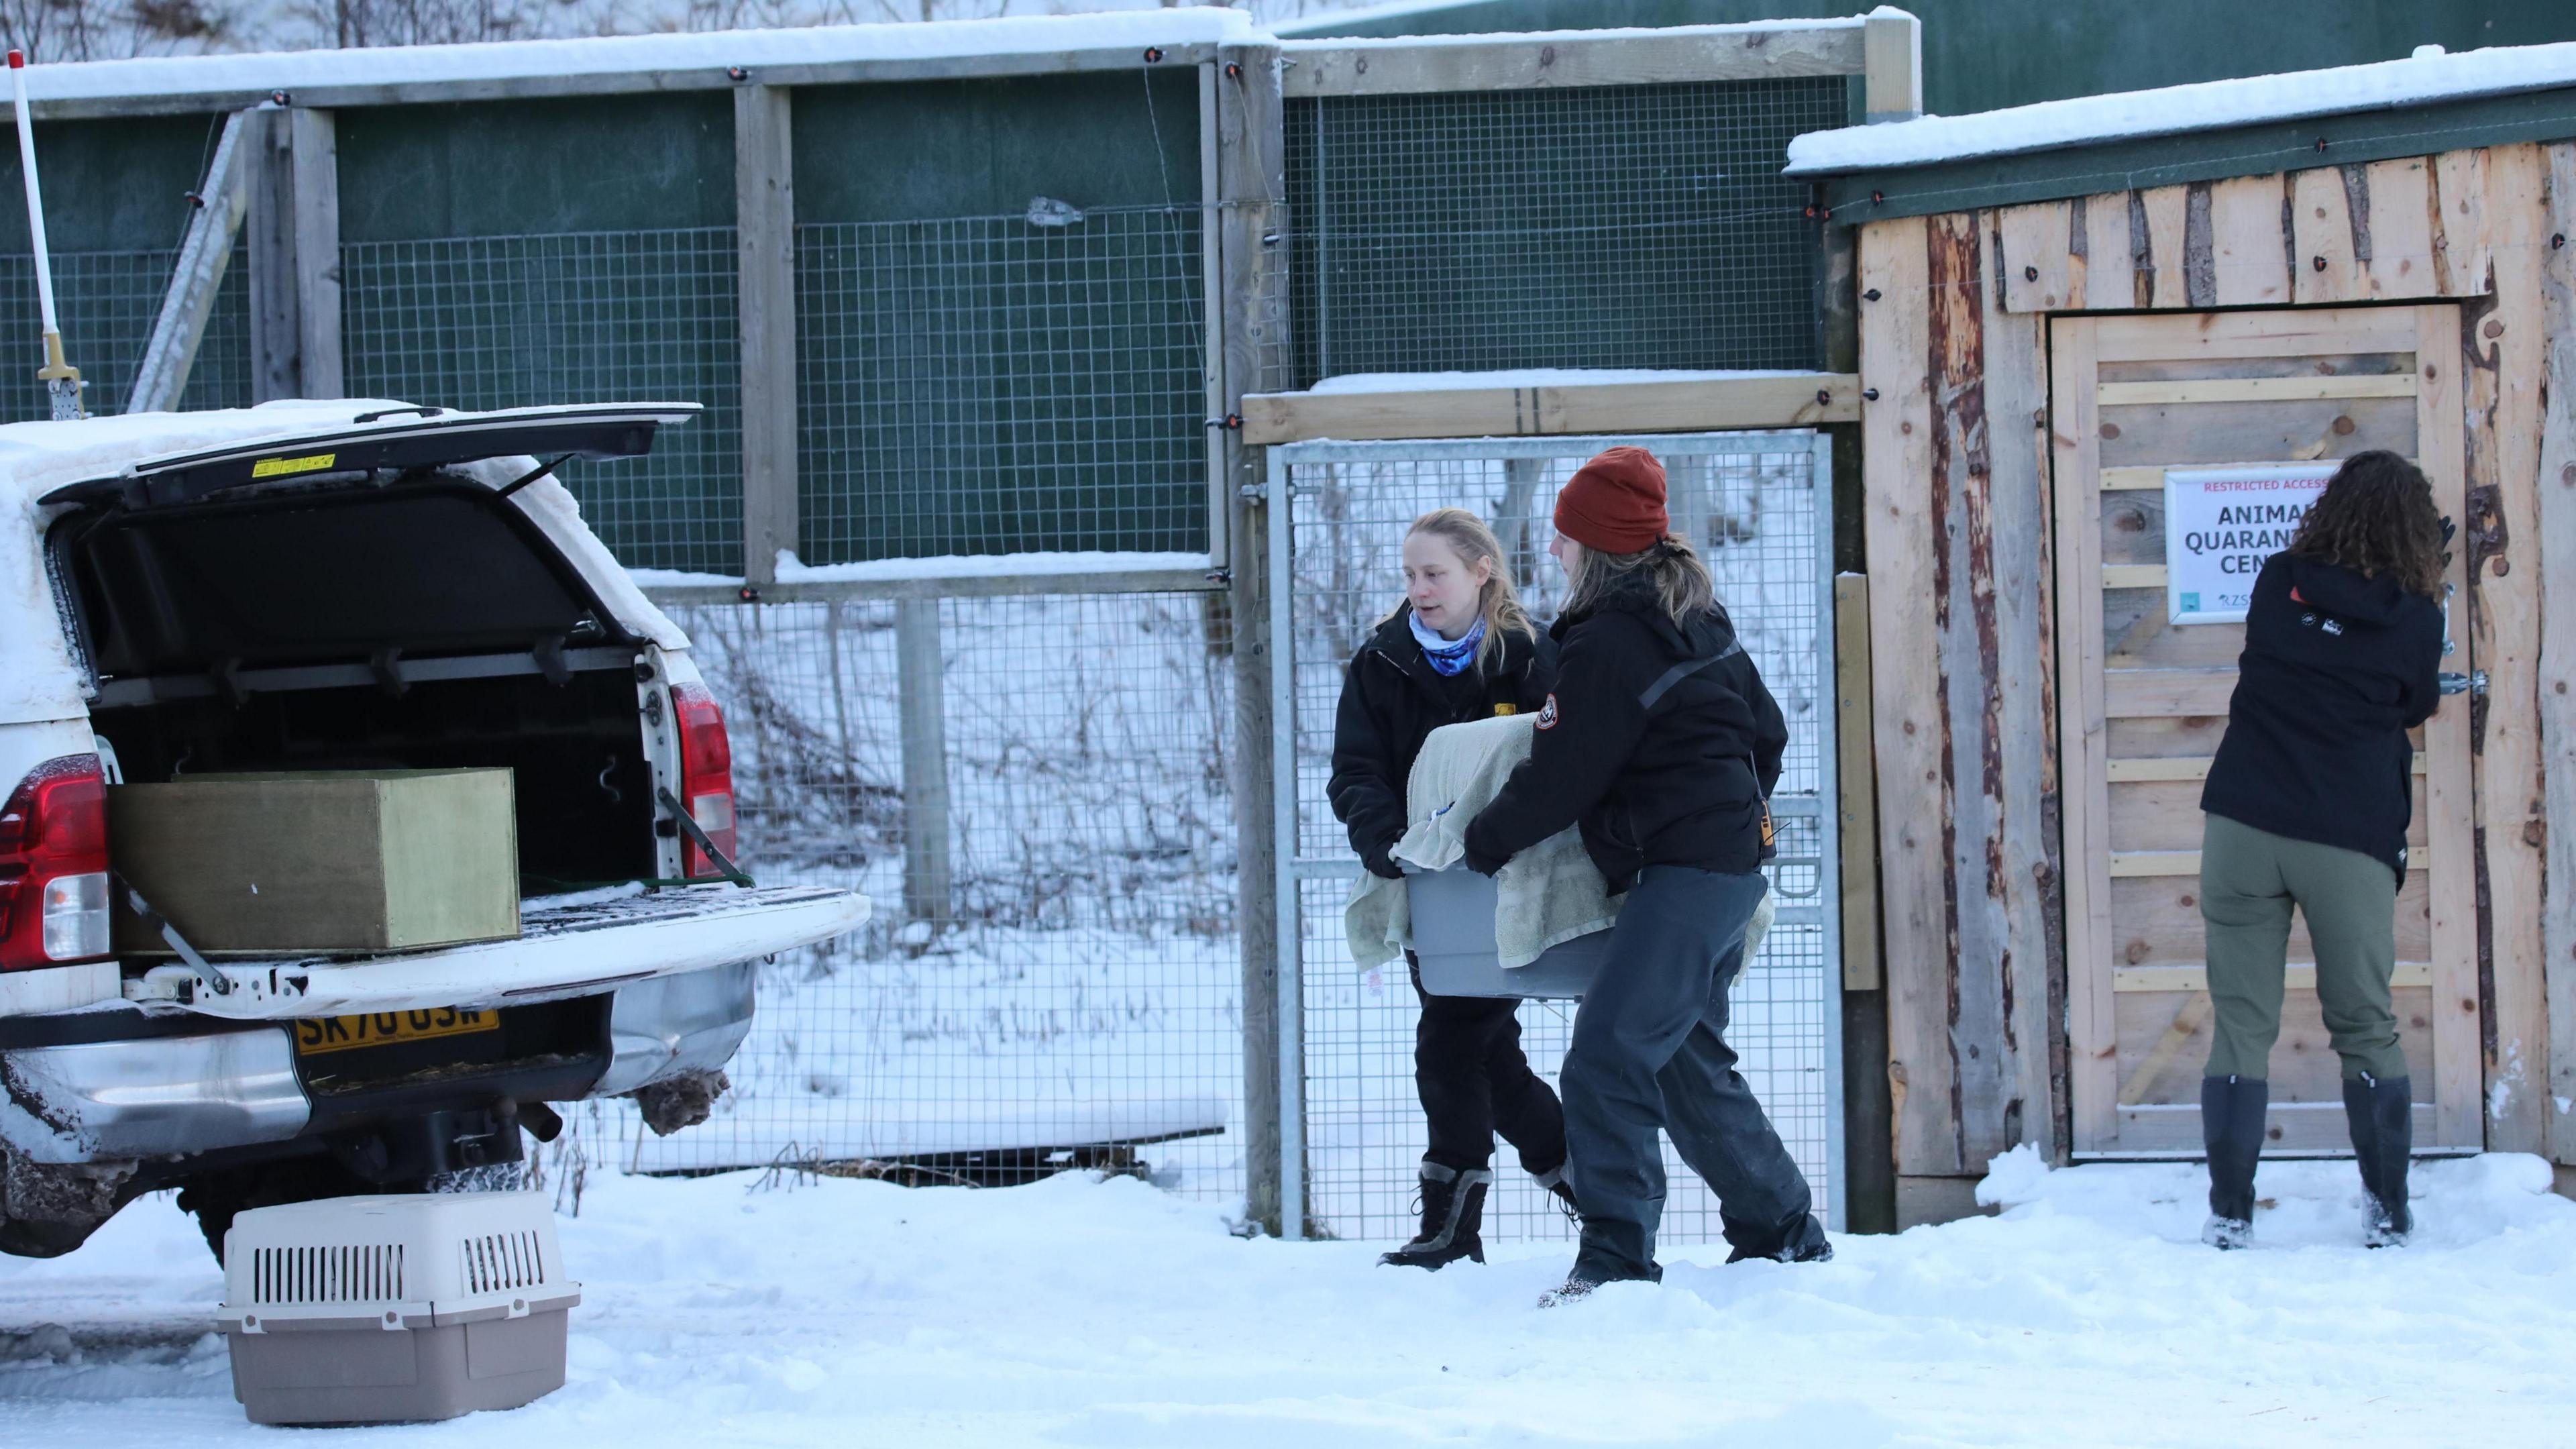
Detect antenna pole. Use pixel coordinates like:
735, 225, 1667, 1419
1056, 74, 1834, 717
10, 50, 80, 421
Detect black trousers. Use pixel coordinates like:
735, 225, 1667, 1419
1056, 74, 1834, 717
1561, 866, 1823, 1281
1409, 958, 1568, 1177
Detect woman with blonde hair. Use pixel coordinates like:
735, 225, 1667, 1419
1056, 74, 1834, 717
1328, 506, 1568, 1270
1464, 446, 1824, 1303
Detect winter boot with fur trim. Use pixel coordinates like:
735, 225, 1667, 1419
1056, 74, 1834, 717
2201, 1074, 2268, 1250
1380, 1162, 1491, 1271
2342, 1071, 2414, 1247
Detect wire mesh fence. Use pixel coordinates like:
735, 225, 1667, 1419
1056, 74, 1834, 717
340, 227, 745, 576
1281, 78, 1848, 388
0, 246, 252, 421
553, 591, 1248, 1205
1277, 432, 1839, 1247
794, 205, 1212, 566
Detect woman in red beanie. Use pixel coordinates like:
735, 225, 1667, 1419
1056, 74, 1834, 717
1464, 445, 1828, 1303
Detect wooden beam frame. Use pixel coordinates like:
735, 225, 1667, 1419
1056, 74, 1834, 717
1241, 373, 1862, 446
894, 597, 953, 922
1835, 572, 1882, 993
2542, 142, 2576, 1172
15, 44, 1233, 122
1279, 21, 1868, 99
1862, 7, 1923, 123
1218, 40, 1295, 1241
246, 106, 341, 402
734, 83, 796, 589
1859, 216, 1956, 1177
637, 566, 1221, 608
2469, 144, 2551, 1156
289, 109, 341, 398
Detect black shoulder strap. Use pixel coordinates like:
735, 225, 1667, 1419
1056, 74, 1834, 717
1637, 639, 1742, 712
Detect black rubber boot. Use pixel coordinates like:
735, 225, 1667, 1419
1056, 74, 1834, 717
1723, 1211, 1833, 1265
1380, 1162, 1491, 1270
2201, 1075, 2269, 1249
2341, 1072, 2414, 1246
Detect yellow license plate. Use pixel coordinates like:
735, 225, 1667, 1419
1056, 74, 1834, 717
294, 1008, 499, 1056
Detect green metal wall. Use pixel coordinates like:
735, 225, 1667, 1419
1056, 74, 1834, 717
1285, 77, 1845, 385
326, 72, 1211, 572
337, 95, 744, 573
1283, 0, 2576, 119
790, 68, 1208, 566
335, 94, 735, 240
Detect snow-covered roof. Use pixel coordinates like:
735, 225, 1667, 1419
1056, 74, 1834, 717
9, 9, 1258, 109
0, 400, 686, 728
1786, 41, 2576, 176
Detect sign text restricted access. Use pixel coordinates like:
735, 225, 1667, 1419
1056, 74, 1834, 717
2162, 463, 2337, 625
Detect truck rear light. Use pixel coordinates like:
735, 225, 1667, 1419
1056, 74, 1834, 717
0, 754, 111, 969
671, 684, 737, 879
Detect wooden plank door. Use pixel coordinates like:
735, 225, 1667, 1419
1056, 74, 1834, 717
2051, 305, 2480, 1159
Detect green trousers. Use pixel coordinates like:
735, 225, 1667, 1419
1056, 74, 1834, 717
2199, 812, 2408, 1083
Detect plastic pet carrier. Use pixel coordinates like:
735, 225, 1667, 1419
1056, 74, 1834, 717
217, 1191, 580, 1426
1407, 865, 1610, 1000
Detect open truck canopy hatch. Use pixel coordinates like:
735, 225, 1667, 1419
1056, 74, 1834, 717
38, 402, 700, 511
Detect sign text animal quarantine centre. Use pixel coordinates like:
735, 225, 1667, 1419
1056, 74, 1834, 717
2161, 463, 2336, 625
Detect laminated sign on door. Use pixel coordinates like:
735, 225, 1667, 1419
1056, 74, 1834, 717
2161, 462, 2339, 625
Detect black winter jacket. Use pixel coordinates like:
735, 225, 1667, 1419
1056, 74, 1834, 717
2202, 553, 2444, 876
1327, 606, 1556, 877
1463, 574, 1788, 889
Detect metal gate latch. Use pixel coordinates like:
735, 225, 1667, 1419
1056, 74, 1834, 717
2438, 669, 2488, 696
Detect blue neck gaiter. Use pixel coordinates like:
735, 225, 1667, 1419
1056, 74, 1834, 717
1409, 610, 1487, 676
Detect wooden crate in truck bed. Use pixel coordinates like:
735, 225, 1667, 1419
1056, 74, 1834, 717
109, 769, 520, 955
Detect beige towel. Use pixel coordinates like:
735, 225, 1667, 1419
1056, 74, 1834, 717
1343, 716, 1619, 971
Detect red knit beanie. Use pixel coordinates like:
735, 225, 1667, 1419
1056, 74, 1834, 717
1554, 445, 1670, 554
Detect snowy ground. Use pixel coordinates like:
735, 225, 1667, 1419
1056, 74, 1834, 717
3, 1151, 2571, 1446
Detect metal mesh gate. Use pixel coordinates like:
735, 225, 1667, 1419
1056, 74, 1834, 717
1275, 432, 1841, 1245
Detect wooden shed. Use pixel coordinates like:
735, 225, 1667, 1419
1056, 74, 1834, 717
1792, 45, 2576, 1222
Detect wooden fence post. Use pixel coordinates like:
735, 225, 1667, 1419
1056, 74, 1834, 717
1862, 8, 1923, 124
895, 597, 953, 922
1220, 41, 1293, 1237
735, 83, 798, 588
248, 107, 341, 402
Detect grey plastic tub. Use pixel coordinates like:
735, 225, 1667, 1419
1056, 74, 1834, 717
1407, 865, 1610, 1000
217, 1191, 578, 1426
226, 1309, 571, 1426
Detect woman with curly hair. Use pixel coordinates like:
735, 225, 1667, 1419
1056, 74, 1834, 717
2196, 449, 2450, 1250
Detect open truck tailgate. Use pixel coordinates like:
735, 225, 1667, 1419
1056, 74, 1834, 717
124, 884, 867, 1019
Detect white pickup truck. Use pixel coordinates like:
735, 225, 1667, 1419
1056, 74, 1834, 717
0, 400, 869, 1257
